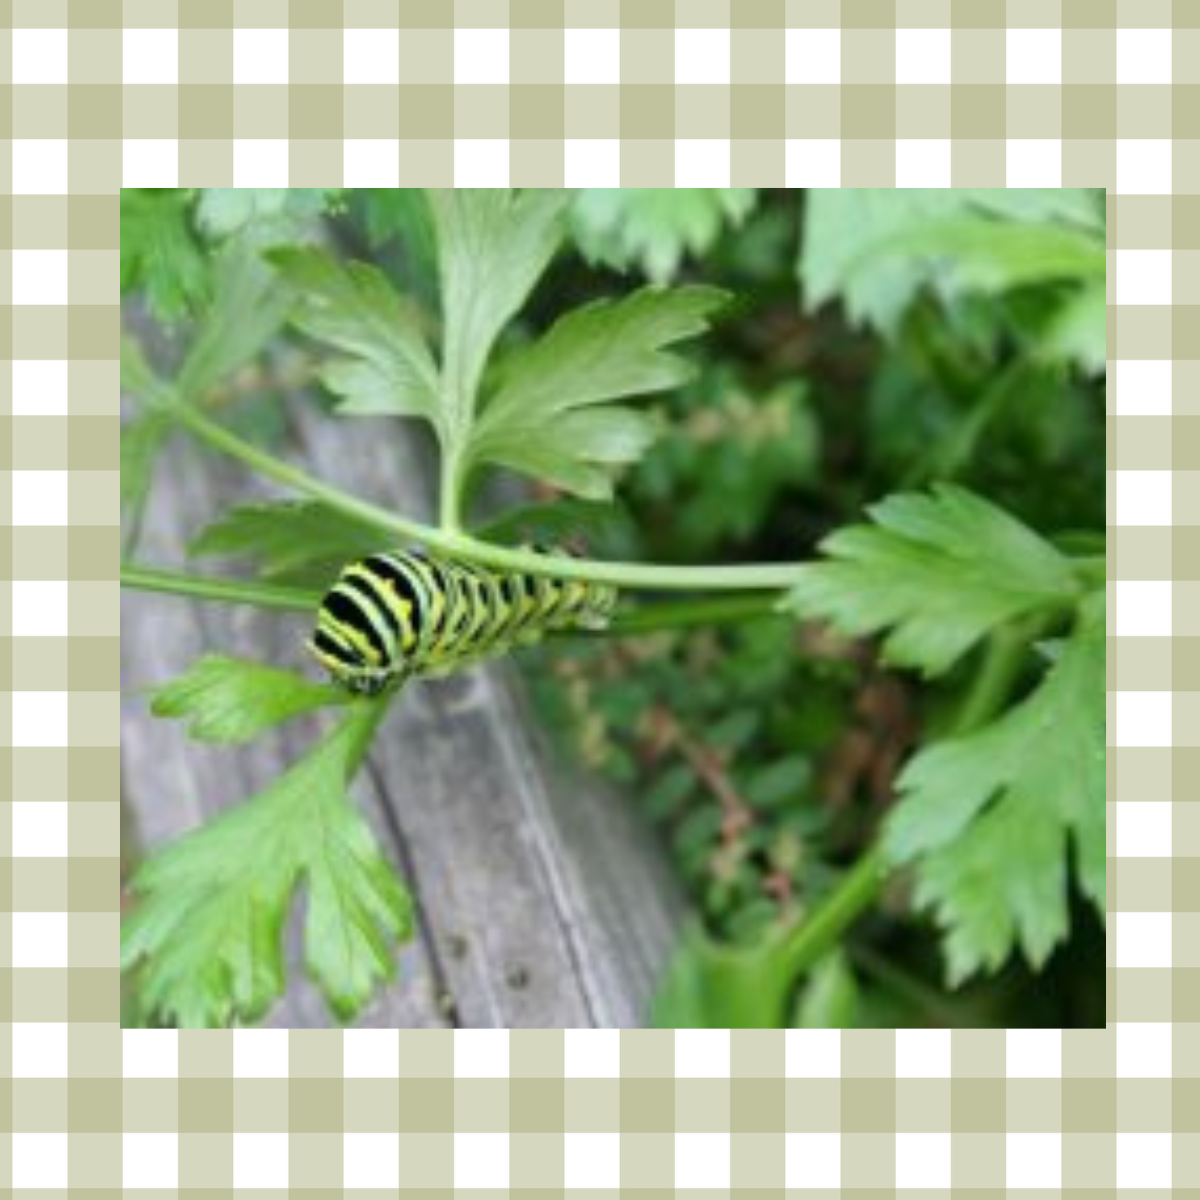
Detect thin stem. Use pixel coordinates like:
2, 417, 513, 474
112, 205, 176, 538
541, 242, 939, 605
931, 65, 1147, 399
343, 690, 399, 775
780, 845, 890, 980
164, 400, 424, 538
121, 564, 319, 613
950, 621, 1034, 737
123, 561, 783, 643
162, 401, 806, 593
904, 358, 1032, 488
571, 593, 784, 637
449, 540, 802, 594
438, 450, 465, 533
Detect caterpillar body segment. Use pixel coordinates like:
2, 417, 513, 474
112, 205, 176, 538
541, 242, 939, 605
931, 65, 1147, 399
308, 547, 618, 694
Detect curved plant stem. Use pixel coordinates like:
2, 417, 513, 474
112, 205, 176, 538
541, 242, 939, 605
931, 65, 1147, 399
780, 844, 890, 980
164, 400, 429, 537
121, 564, 319, 612
162, 401, 806, 593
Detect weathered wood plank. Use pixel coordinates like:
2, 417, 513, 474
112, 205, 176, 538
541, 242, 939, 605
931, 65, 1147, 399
121, 396, 682, 1027
121, 427, 451, 1027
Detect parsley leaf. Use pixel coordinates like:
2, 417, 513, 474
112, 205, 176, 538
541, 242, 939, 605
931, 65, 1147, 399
572, 189, 758, 280
861, 217, 1105, 297
120, 189, 210, 321
426, 188, 571, 433
189, 499, 388, 589
1041, 279, 1107, 375
196, 188, 342, 242
801, 188, 1103, 333
275, 191, 721, 505
176, 240, 294, 400
121, 244, 290, 555
363, 188, 437, 255
885, 592, 1105, 983
269, 246, 442, 426
149, 656, 348, 744
468, 286, 727, 498
122, 703, 413, 1027
785, 485, 1081, 677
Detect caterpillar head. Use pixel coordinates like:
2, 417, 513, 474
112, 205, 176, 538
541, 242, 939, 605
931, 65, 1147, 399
305, 630, 399, 696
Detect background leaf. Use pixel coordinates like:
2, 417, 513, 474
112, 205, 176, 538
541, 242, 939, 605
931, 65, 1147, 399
859, 218, 1105, 298
359, 188, 440, 304
1041, 280, 1107, 375
362, 188, 437, 265
120, 190, 210, 321
475, 497, 634, 549
176, 240, 294, 400
801, 188, 1103, 333
188, 499, 389, 589
571, 189, 758, 280
196, 188, 342, 242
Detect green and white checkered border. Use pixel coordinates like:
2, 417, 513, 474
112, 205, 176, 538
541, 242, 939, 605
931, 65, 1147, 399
3, 0, 1193, 1191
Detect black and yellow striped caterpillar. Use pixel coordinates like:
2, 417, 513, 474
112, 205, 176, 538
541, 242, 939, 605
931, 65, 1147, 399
307, 548, 618, 694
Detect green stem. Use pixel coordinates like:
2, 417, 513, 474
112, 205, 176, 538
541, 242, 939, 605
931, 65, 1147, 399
577, 593, 784, 637
950, 621, 1033, 737
121, 564, 319, 613
438, 457, 464, 533
438, 437, 471, 534
905, 359, 1032, 488
123, 562, 783, 642
344, 690, 398, 774
164, 400, 428, 539
780, 845, 890, 980
162, 402, 806, 593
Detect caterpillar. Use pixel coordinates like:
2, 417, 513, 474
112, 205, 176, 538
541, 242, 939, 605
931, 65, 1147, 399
307, 547, 618, 695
